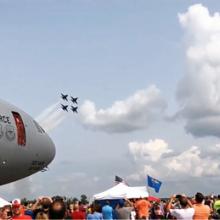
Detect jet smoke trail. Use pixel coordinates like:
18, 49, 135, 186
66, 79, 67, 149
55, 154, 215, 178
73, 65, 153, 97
35, 102, 67, 133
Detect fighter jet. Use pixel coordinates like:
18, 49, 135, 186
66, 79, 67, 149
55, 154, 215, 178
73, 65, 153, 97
71, 97, 78, 104
61, 104, 68, 112
71, 106, 78, 113
61, 93, 68, 101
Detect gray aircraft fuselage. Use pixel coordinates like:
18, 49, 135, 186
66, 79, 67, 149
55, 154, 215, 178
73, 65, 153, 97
0, 99, 56, 185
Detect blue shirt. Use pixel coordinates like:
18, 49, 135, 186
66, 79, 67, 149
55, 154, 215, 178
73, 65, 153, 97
102, 205, 113, 220
87, 212, 103, 220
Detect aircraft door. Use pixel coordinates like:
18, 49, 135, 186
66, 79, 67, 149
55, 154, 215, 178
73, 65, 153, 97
12, 112, 26, 146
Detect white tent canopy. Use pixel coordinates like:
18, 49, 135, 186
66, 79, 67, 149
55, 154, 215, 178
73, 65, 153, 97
125, 186, 149, 199
93, 183, 149, 200
0, 197, 11, 208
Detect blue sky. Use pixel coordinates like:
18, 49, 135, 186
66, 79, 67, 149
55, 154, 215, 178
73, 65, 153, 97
1, 0, 220, 200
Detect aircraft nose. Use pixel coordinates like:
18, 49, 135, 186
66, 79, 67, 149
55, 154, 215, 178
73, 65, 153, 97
45, 134, 56, 165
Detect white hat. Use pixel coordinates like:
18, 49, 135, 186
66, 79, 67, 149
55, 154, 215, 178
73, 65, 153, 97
12, 198, 21, 208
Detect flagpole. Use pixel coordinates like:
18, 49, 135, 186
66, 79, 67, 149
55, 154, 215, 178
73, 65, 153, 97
146, 175, 150, 196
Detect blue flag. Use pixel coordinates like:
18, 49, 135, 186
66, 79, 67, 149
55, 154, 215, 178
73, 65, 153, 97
147, 175, 162, 193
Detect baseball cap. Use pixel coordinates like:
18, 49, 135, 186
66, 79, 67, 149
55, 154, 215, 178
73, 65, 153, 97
12, 199, 21, 208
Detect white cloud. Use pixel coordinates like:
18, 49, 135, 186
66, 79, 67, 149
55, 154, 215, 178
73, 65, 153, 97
128, 139, 172, 162
165, 146, 220, 177
79, 85, 166, 133
176, 4, 220, 137
128, 138, 220, 181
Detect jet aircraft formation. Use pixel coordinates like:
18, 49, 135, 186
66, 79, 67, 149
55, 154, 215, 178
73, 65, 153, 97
60, 93, 78, 113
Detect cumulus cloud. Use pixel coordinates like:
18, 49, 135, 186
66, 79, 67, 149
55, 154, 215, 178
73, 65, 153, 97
129, 139, 173, 162
128, 138, 220, 181
176, 4, 220, 137
165, 146, 220, 177
79, 85, 166, 133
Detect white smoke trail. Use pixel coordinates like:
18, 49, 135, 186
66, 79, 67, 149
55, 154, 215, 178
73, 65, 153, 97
35, 102, 67, 133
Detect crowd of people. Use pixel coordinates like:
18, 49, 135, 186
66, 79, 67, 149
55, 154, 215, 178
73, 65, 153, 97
1, 192, 220, 220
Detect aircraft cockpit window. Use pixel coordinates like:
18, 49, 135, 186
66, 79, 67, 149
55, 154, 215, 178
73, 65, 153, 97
12, 112, 26, 146
33, 120, 45, 134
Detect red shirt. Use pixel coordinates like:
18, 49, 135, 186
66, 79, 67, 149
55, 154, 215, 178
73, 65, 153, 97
71, 211, 85, 220
13, 215, 32, 220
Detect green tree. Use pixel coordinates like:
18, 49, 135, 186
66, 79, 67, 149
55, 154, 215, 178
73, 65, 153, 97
80, 194, 88, 204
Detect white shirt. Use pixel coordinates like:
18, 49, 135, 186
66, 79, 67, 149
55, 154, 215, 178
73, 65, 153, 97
170, 208, 195, 220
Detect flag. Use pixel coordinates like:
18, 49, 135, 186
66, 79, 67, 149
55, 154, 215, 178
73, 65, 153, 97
147, 175, 162, 193
115, 175, 124, 183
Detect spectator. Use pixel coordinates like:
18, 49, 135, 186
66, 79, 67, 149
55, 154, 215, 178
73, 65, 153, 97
71, 204, 85, 220
115, 199, 134, 220
24, 202, 35, 219
135, 197, 151, 220
86, 203, 103, 220
214, 195, 220, 213
11, 199, 32, 220
0, 205, 12, 220
193, 192, 210, 220
35, 212, 49, 220
150, 203, 164, 220
49, 199, 66, 220
31, 196, 52, 219
67, 204, 74, 216
167, 194, 194, 220
101, 201, 113, 220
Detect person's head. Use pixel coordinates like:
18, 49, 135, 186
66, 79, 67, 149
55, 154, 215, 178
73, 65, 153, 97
69, 203, 74, 211
153, 204, 163, 217
73, 204, 79, 211
94, 203, 101, 213
179, 197, 188, 208
49, 200, 66, 220
26, 202, 33, 210
41, 197, 52, 212
1, 205, 12, 220
204, 199, 211, 207
118, 199, 124, 208
11, 199, 22, 216
195, 192, 204, 203
35, 212, 49, 220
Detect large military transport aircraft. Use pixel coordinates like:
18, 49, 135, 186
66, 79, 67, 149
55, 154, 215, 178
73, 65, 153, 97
0, 99, 56, 185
